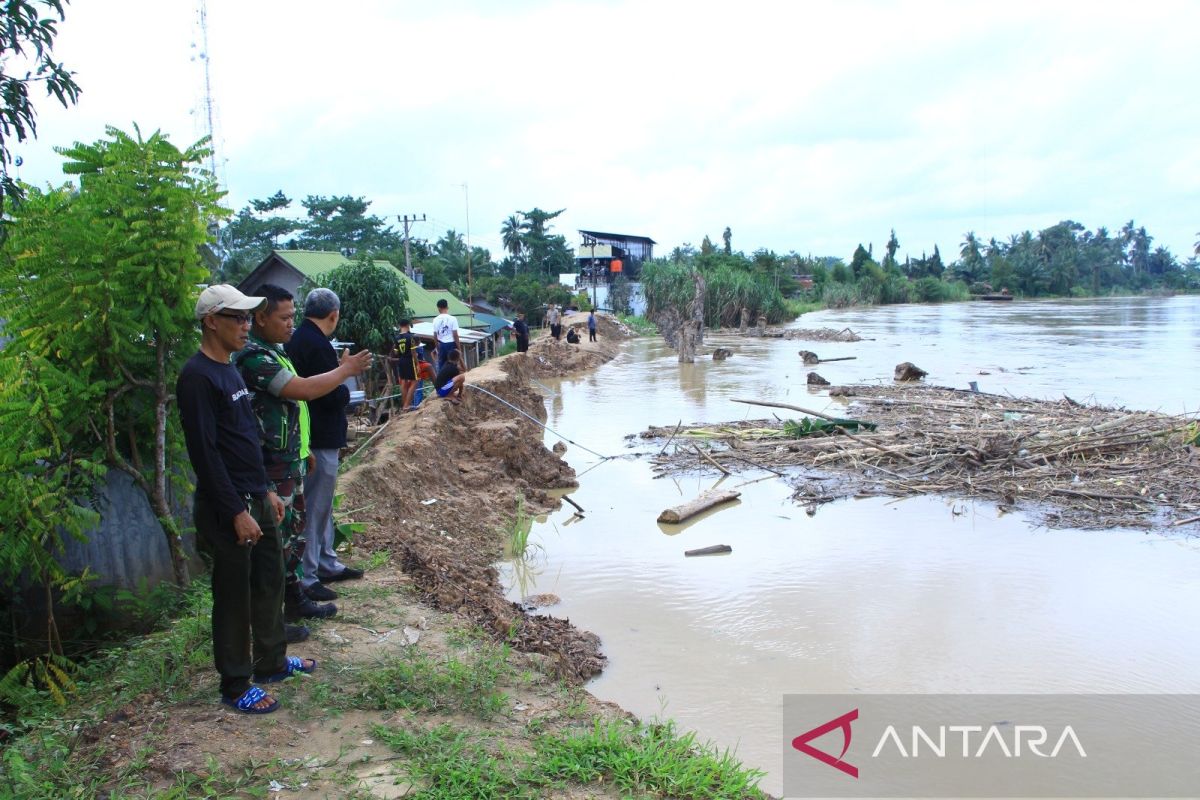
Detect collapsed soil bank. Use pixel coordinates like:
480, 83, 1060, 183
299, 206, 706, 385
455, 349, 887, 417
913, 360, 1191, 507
339, 312, 629, 682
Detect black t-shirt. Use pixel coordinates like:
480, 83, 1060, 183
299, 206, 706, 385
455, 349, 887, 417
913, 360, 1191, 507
391, 331, 418, 379
176, 351, 269, 524
434, 362, 459, 388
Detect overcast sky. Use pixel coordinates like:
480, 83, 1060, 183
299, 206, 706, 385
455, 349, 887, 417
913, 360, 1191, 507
15, 0, 1200, 264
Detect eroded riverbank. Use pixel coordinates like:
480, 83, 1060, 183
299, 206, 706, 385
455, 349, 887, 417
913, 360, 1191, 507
22, 313, 778, 798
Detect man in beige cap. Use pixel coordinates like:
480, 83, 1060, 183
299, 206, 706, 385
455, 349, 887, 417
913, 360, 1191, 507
176, 284, 316, 714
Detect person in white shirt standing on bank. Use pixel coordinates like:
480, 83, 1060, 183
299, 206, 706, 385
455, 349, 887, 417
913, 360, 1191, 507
432, 298, 461, 371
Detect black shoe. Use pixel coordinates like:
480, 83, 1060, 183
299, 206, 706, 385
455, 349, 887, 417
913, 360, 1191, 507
287, 597, 337, 621
285, 580, 338, 620
305, 581, 339, 601
285, 624, 310, 643
317, 566, 364, 583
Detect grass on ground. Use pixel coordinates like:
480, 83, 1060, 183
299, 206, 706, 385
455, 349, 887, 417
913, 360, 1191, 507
2, 562, 769, 799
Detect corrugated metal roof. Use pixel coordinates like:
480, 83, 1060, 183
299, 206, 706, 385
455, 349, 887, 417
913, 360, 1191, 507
471, 312, 512, 335
271, 250, 383, 280
578, 229, 657, 245
410, 322, 490, 343
269, 250, 473, 322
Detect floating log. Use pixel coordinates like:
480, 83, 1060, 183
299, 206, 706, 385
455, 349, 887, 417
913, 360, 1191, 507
816, 356, 857, 363
685, 544, 732, 557
657, 489, 741, 523
562, 494, 585, 514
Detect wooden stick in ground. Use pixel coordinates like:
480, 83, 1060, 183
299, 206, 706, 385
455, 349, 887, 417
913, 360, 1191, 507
659, 419, 683, 455
693, 443, 731, 475
1170, 514, 1200, 527
731, 397, 840, 422
816, 356, 857, 363
562, 494, 585, 514
658, 489, 741, 523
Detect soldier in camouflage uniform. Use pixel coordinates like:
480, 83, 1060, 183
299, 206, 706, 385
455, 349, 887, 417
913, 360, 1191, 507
236, 284, 370, 637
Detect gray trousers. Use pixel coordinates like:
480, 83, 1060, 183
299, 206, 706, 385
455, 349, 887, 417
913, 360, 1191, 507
301, 448, 347, 587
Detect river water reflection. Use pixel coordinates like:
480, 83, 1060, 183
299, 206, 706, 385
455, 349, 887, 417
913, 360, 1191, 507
502, 297, 1200, 797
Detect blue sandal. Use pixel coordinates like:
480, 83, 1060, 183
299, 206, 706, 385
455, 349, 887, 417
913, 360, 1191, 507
255, 655, 317, 683
221, 686, 279, 714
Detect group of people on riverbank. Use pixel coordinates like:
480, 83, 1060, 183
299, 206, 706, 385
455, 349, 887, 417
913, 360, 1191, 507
177, 283, 379, 713
389, 299, 466, 407
176, 284, 597, 713
541, 303, 600, 347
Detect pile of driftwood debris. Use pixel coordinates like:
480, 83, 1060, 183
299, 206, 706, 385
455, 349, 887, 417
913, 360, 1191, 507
713, 325, 866, 342
640, 384, 1200, 530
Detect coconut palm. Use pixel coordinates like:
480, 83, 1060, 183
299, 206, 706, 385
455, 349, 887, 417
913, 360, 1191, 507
500, 214, 525, 261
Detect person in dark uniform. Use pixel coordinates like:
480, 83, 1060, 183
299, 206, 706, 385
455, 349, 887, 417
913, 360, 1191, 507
512, 311, 529, 353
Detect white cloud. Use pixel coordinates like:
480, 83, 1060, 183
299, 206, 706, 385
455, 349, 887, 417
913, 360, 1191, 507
13, 0, 1200, 263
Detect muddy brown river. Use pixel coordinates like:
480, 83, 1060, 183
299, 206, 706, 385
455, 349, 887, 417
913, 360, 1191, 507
501, 296, 1200, 797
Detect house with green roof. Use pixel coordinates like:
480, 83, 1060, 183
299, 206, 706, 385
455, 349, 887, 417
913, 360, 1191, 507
238, 250, 474, 327
238, 250, 509, 367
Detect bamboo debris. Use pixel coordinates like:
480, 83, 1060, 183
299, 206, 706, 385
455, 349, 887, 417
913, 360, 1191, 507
640, 384, 1200, 530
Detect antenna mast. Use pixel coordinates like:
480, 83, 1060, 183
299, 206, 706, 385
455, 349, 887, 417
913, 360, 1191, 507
197, 0, 220, 181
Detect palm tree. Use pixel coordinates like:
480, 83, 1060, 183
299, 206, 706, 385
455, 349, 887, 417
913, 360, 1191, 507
500, 214, 524, 262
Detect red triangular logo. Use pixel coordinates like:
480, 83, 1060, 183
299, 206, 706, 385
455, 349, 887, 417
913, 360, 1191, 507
791, 708, 859, 779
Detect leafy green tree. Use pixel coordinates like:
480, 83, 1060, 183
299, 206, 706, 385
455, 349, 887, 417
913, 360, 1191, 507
1036, 220, 1082, 295
416, 229, 494, 298
0, 0, 81, 214
700, 235, 716, 256
315, 257, 410, 353
957, 232, 985, 285
2, 126, 226, 586
297, 194, 401, 253
218, 190, 298, 283
882, 229, 900, 272
849, 244, 877, 279
516, 207, 573, 279
927, 245, 945, 279
670, 243, 696, 263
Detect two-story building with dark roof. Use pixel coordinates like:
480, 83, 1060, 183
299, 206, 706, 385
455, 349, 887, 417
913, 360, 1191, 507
576, 230, 656, 282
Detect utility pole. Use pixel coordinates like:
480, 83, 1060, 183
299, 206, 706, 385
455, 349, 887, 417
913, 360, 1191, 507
582, 233, 598, 309
398, 213, 426, 280
461, 183, 472, 308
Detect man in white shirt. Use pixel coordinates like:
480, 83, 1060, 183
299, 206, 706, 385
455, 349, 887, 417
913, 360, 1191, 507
546, 303, 562, 341
432, 298, 461, 370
